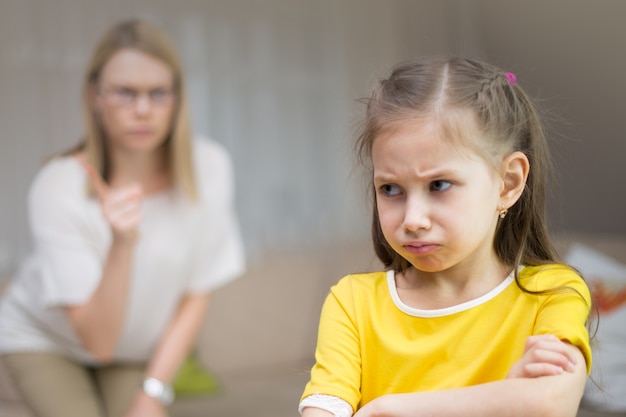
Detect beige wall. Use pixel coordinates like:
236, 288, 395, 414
471, 0, 626, 235
0, 0, 623, 277
0, 0, 466, 276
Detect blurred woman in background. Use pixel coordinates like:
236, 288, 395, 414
0, 19, 244, 417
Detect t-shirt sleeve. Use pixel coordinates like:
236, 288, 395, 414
185, 139, 245, 292
28, 159, 105, 307
301, 276, 361, 412
530, 266, 593, 373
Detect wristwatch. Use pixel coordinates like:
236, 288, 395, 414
142, 377, 175, 406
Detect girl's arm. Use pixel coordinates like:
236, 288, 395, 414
124, 292, 211, 417
354, 342, 586, 417
302, 409, 335, 417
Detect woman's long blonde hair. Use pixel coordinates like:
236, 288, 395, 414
71, 19, 197, 200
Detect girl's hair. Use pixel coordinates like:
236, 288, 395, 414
356, 57, 559, 277
68, 19, 197, 200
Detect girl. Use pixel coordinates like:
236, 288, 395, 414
0, 19, 244, 417
299, 57, 592, 417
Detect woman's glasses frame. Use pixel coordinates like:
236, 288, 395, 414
98, 85, 176, 108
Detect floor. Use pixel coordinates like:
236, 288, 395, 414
170, 363, 309, 417
0, 362, 310, 417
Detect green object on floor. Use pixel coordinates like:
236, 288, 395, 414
173, 354, 221, 396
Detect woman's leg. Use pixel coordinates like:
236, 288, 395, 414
94, 362, 147, 417
1, 352, 105, 417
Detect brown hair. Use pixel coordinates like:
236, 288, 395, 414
69, 19, 197, 200
356, 57, 558, 277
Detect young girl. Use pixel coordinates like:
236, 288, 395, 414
0, 20, 244, 417
299, 57, 592, 417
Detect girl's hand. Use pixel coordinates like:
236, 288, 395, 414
353, 394, 397, 417
82, 162, 143, 243
506, 334, 577, 379
123, 392, 169, 417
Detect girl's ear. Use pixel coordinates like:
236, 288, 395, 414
499, 151, 530, 209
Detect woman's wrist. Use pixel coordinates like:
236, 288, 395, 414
111, 229, 139, 245
141, 377, 175, 405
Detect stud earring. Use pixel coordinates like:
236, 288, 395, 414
498, 208, 508, 219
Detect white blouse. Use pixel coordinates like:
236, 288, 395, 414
0, 138, 245, 364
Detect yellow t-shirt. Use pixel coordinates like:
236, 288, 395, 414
301, 265, 592, 412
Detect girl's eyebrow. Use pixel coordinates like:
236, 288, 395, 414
374, 168, 460, 182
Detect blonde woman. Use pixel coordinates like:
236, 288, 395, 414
0, 19, 244, 417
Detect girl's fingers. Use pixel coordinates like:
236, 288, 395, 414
530, 348, 576, 372
523, 336, 577, 373
523, 362, 565, 378
509, 335, 579, 379
537, 340, 577, 366
524, 334, 560, 350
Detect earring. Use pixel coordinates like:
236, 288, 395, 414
498, 208, 508, 219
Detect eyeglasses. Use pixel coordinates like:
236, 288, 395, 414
99, 86, 175, 107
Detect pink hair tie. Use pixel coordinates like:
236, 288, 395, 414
505, 72, 517, 86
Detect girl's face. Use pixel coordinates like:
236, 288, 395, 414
93, 48, 176, 155
372, 117, 504, 278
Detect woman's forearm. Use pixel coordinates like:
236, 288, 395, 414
144, 292, 211, 383
66, 238, 136, 361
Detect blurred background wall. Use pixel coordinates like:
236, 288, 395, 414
0, 0, 624, 278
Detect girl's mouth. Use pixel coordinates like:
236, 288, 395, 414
403, 243, 439, 255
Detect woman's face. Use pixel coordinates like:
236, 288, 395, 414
93, 48, 176, 155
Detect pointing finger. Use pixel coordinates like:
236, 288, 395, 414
79, 160, 110, 200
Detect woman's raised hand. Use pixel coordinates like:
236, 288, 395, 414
82, 162, 144, 244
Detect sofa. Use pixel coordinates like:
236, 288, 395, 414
1, 233, 625, 417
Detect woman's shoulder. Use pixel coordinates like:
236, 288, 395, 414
191, 137, 233, 172
35, 155, 82, 179
30, 155, 85, 199
191, 137, 235, 202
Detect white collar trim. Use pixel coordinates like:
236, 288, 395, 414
386, 269, 515, 318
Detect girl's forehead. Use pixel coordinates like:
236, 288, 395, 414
375, 111, 481, 150
372, 113, 501, 169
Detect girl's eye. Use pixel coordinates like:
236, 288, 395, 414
430, 180, 452, 192
379, 184, 402, 196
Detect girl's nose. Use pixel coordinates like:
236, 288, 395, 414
402, 197, 431, 232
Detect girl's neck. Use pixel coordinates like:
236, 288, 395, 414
397, 260, 511, 310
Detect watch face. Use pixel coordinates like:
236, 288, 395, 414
143, 377, 174, 405
144, 378, 164, 396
